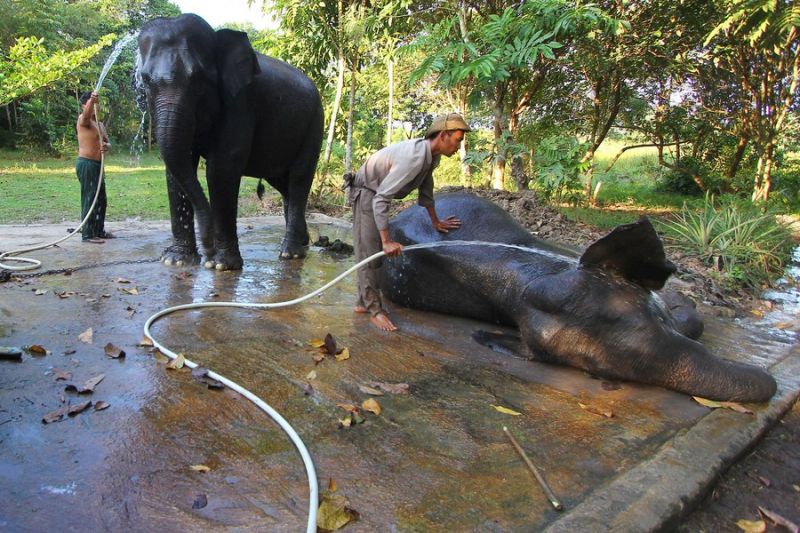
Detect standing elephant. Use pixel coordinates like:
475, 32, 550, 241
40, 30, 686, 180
382, 193, 777, 403
136, 14, 323, 269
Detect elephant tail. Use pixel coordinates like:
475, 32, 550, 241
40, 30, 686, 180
256, 178, 265, 200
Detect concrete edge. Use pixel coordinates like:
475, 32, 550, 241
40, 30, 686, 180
543, 347, 800, 533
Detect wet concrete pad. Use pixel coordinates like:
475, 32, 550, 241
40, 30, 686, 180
1, 217, 798, 531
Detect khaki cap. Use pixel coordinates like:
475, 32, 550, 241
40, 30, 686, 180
425, 112, 472, 137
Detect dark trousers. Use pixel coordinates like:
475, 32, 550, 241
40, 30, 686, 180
75, 157, 106, 240
352, 188, 387, 316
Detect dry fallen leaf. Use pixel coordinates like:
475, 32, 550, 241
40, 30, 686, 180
191, 367, 223, 389
34, 288, 47, 295
67, 401, 92, 416
367, 381, 409, 395
190, 464, 211, 473
42, 406, 68, 424
774, 321, 793, 330
491, 404, 522, 416
336, 403, 358, 412
308, 339, 326, 348
317, 483, 359, 531
693, 396, 753, 414
578, 402, 614, 418
104, 343, 126, 359
306, 370, 317, 380
115, 277, 132, 284
53, 369, 72, 381
120, 287, 139, 295
358, 384, 384, 396
335, 347, 350, 362
65, 374, 105, 394
758, 506, 799, 532
736, 519, 766, 533
139, 337, 154, 347
94, 401, 110, 411
338, 416, 352, 428
361, 398, 381, 416
323, 333, 337, 356
313, 353, 326, 364
25, 344, 49, 356
78, 328, 93, 344
166, 353, 186, 370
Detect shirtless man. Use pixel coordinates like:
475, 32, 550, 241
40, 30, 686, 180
349, 112, 471, 331
76, 90, 113, 242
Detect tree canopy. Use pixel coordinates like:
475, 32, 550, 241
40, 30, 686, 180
1, 0, 797, 204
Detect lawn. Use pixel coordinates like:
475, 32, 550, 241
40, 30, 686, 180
0, 149, 275, 224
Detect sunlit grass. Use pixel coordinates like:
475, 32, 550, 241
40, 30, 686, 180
0, 149, 273, 224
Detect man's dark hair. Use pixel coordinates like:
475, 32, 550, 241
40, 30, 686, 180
79, 91, 93, 105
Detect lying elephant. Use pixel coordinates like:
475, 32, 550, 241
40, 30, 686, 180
382, 192, 777, 403
136, 14, 323, 269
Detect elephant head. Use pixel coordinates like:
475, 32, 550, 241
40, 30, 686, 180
136, 14, 258, 174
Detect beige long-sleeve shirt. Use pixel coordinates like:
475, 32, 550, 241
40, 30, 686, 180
354, 138, 441, 230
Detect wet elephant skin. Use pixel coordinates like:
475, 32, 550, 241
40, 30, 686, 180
383, 192, 777, 403
136, 14, 323, 269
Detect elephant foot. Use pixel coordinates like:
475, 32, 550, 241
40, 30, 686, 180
161, 244, 200, 267
203, 249, 243, 271
279, 239, 308, 259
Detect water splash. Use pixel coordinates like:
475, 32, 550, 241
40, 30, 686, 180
94, 31, 139, 93
408, 240, 579, 263
129, 111, 147, 165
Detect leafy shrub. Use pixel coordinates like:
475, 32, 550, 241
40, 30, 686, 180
655, 156, 706, 196
531, 135, 589, 205
657, 194, 794, 287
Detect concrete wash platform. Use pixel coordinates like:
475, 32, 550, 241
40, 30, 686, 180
1, 216, 798, 532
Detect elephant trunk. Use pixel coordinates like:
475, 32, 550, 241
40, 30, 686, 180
153, 98, 196, 175
665, 343, 777, 403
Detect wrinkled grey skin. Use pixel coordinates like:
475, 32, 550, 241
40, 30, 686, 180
136, 14, 323, 269
383, 193, 777, 403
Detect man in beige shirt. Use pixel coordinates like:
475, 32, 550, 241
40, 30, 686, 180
350, 113, 471, 331
76, 90, 113, 242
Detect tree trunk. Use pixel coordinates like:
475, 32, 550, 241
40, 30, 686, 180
386, 57, 394, 146
345, 70, 357, 173
727, 135, 749, 178
491, 85, 507, 190
322, 49, 346, 173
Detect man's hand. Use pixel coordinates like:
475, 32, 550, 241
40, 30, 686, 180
433, 215, 462, 233
382, 240, 403, 257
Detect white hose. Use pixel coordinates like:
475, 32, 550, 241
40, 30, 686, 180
143, 239, 516, 532
0, 108, 107, 272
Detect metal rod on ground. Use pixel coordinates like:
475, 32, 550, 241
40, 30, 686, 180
503, 426, 563, 511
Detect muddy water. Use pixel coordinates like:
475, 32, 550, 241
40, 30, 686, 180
0, 221, 796, 531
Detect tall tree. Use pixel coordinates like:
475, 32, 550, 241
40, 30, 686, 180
706, 0, 800, 201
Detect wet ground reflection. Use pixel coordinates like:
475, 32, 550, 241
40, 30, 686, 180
0, 219, 796, 531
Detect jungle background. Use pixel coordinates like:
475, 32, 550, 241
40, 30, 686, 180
0, 0, 798, 291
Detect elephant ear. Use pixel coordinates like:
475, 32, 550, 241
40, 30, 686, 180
579, 216, 676, 290
215, 29, 261, 99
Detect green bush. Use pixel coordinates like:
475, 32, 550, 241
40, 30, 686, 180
657, 194, 794, 288
531, 135, 589, 205
655, 156, 706, 196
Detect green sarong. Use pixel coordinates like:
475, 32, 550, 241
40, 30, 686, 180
75, 157, 107, 240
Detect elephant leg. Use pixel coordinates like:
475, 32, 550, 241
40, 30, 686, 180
162, 172, 200, 266
276, 148, 315, 260
205, 160, 243, 271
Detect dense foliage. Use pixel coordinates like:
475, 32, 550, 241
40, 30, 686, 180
0, 0, 798, 209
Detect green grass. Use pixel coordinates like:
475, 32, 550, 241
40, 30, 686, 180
0, 149, 276, 224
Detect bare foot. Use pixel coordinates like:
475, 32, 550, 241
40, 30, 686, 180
353, 305, 368, 314
370, 313, 398, 332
